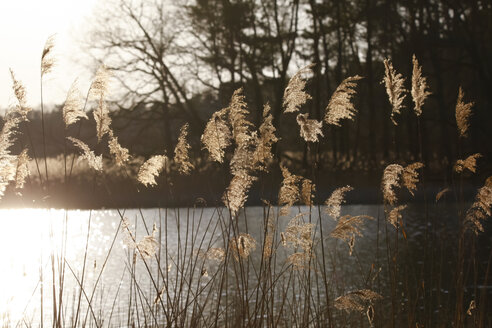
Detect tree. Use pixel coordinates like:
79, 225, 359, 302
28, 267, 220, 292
87, 0, 204, 153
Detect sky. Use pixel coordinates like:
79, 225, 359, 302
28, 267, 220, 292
0, 0, 99, 111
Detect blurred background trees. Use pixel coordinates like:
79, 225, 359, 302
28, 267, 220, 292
40, 0, 492, 177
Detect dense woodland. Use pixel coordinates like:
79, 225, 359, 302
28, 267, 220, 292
3, 0, 492, 207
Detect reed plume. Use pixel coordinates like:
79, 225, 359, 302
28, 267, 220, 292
9, 69, 32, 119
223, 91, 258, 214
93, 97, 112, 142
402, 162, 424, 196
325, 185, 353, 219
301, 178, 315, 206
227, 88, 252, 141
0, 155, 16, 198
465, 179, 492, 235
283, 213, 314, 253
14, 149, 30, 190
278, 165, 301, 215
296, 113, 323, 142
122, 218, 158, 259
174, 123, 194, 175
197, 247, 226, 262
335, 289, 382, 312
387, 205, 407, 228
137, 155, 167, 186
108, 132, 130, 167
67, 137, 103, 172
454, 153, 481, 173
0, 111, 23, 198
229, 233, 257, 261
286, 252, 313, 270
62, 80, 87, 127
201, 108, 231, 163
330, 215, 374, 255
253, 104, 278, 171
455, 87, 473, 138
411, 55, 430, 116
41, 35, 56, 76
382, 164, 404, 205
283, 64, 313, 113
382, 59, 407, 125
89, 65, 111, 100
223, 173, 256, 215
325, 75, 362, 126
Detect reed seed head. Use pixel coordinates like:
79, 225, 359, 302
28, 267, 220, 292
382, 58, 407, 125
411, 55, 430, 117
455, 87, 473, 138
283, 64, 313, 113
137, 155, 167, 186
325, 75, 362, 126
67, 137, 103, 172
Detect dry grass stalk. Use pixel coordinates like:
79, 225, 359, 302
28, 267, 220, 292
454, 153, 481, 173
402, 162, 424, 196
411, 55, 430, 116
174, 123, 194, 175
465, 180, 492, 235
335, 289, 382, 313
436, 188, 451, 203
63, 80, 87, 127
330, 215, 374, 255
455, 87, 473, 138
108, 132, 130, 167
41, 35, 56, 76
154, 286, 166, 305
387, 205, 407, 228
14, 149, 30, 190
278, 165, 301, 215
67, 137, 103, 172
201, 108, 231, 163
382, 59, 407, 125
283, 64, 313, 113
229, 233, 257, 261
296, 113, 323, 142
253, 104, 278, 171
137, 155, 167, 186
283, 213, 314, 252
301, 179, 315, 206
325, 185, 353, 220
382, 164, 404, 205
325, 75, 362, 126
9, 69, 32, 119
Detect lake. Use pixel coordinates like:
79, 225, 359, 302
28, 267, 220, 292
0, 205, 490, 327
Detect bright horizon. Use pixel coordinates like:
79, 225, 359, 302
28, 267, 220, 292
0, 0, 99, 112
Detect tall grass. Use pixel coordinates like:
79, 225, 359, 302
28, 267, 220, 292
0, 40, 490, 328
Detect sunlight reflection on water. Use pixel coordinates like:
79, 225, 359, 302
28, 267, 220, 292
0, 204, 487, 327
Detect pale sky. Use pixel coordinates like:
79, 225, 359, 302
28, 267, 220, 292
0, 0, 99, 111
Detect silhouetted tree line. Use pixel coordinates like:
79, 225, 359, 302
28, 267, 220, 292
6, 0, 491, 201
